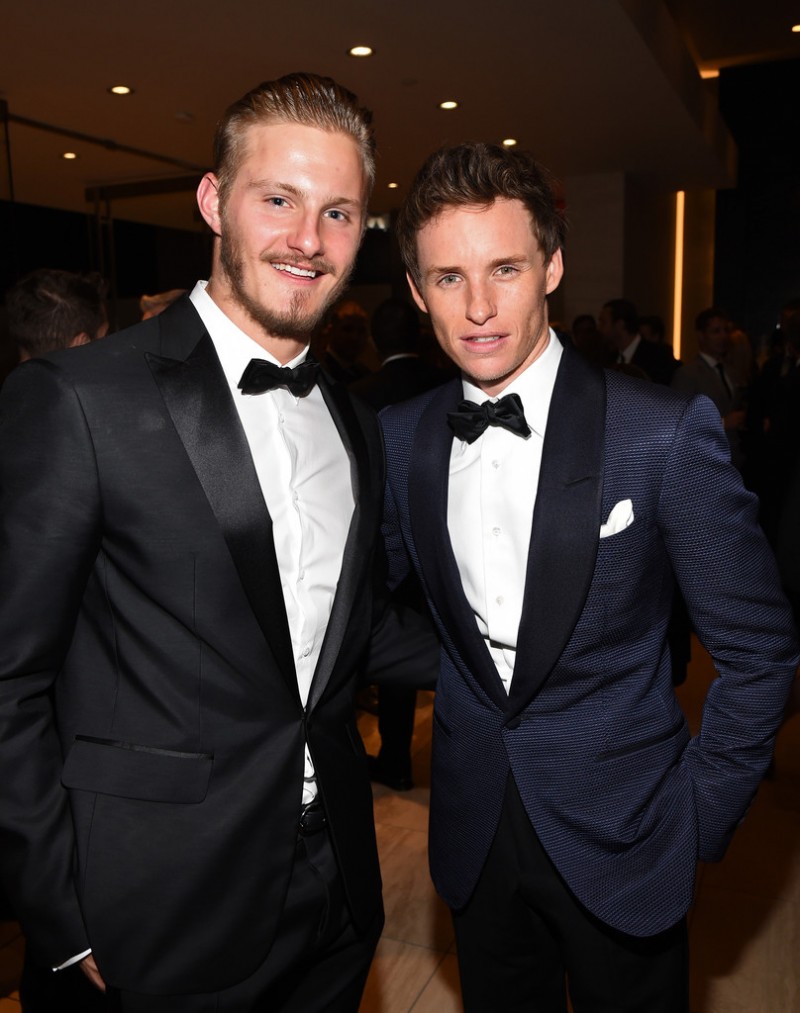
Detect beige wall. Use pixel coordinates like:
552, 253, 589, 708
560, 171, 716, 356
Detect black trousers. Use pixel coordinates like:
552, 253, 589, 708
105, 827, 382, 1013
452, 777, 689, 1013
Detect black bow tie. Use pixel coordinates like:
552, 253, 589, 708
238, 357, 319, 397
447, 392, 531, 444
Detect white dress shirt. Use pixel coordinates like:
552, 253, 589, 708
190, 281, 354, 804
447, 332, 562, 693
619, 333, 641, 364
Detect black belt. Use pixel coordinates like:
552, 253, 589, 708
298, 800, 327, 837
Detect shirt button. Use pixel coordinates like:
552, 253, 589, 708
492, 459, 500, 470
492, 527, 501, 537
299, 570, 306, 581
496, 595, 504, 605
279, 413, 285, 424
302, 645, 311, 658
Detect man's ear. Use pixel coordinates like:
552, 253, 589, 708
68, 333, 90, 348
197, 173, 222, 235
406, 271, 429, 315
545, 248, 564, 296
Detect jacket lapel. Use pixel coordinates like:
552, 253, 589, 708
146, 312, 298, 700
408, 381, 510, 710
307, 374, 376, 710
507, 347, 605, 714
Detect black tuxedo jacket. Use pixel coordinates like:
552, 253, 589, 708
0, 297, 384, 994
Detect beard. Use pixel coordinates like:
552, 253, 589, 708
219, 229, 354, 343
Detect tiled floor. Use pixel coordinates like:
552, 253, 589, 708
1, 641, 798, 1011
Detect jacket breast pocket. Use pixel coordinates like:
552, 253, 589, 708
62, 735, 213, 804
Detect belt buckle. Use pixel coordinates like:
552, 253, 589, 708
298, 800, 326, 837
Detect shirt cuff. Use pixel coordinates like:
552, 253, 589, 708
53, 948, 91, 971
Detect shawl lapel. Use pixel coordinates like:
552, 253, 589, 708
507, 348, 605, 715
145, 307, 298, 701
408, 381, 510, 710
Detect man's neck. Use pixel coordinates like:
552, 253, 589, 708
205, 276, 306, 364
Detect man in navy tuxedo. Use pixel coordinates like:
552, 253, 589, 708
0, 73, 423, 1012
380, 142, 799, 1012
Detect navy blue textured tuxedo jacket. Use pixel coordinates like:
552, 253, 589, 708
381, 344, 798, 937
0, 297, 386, 994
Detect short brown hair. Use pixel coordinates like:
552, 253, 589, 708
396, 142, 566, 286
213, 72, 376, 206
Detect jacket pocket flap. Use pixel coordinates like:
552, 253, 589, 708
62, 736, 212, 803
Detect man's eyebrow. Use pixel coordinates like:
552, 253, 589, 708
424, 254, 529, 280
247, 179, 363, 210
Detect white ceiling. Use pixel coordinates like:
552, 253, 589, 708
1, 0, 798, 231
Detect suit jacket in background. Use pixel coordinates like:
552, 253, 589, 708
671, 354, 744, 469
0, 296, 385, 995
631, 337, 680, 385
350, 355, 447, 412
380, 346, 798, 937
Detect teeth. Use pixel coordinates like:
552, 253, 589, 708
273, 263, 318, 278
469, 336, 499, 343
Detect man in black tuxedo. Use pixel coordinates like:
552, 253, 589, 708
598, 297, 679, 384
0, 73, 401, 1012
380, 143, 798, 1012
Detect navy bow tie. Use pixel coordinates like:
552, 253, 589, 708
447, 392, 531, 444
238, 357, 319, 397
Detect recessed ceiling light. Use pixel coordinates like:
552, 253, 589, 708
792, 23, 800, 32
387, 182, 399, 189
700, 68, 720, 79
108, 85, 133, 95
62, 151, 78, 160
439, 100, 458, 110
348, 45, 373, 57
502, 138, 517, 147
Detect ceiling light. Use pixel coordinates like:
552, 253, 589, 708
62, 151, 78, 160
439, 100, 458, 110
348, 45, 373, 57
792, 24, 800, 32
502, 138, 517, 147
108, 85, 133, 95
387, 182, 399, 189
700, 68, 720, 80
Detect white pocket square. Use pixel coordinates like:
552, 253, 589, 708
599, 499, 634, 539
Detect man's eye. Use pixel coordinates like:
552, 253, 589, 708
497, 265, 517, 276
439, 274, 460, 286
326, 209, 347, 221
267, 197, 288, 207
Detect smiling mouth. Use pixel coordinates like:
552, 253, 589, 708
272, 262, 322, 279
463, 334, 505, 345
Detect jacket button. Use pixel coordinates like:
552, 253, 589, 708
506, 716, 521, 730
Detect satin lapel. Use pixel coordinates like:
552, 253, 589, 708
307, 374, 375, 711
507, 348, 605, 714
146, 332, 298, 700
408, 381, 509, 710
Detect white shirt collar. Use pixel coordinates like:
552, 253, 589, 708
189, 280, 309, 395
620, 333, 641, 363
460, 329, 563, 439
698, 351, 722, 369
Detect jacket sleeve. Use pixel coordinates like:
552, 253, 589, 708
0, 360, 98, 963
659, 394, 799, 861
